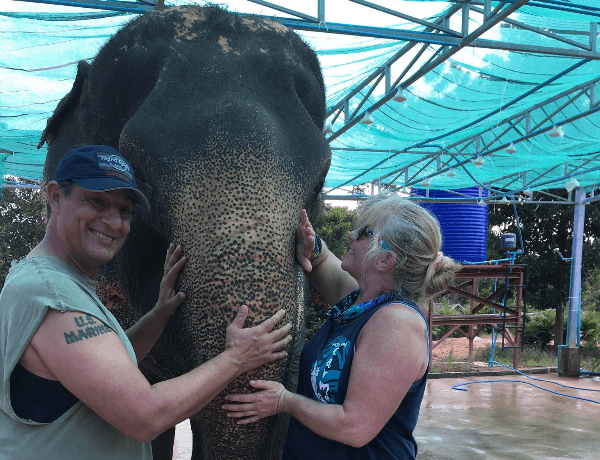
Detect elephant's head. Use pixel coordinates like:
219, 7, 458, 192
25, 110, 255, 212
39, 6, 331, 459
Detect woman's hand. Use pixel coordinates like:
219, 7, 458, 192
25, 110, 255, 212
296, 209, 316, 272
225, 306, 292, 373
154, 243, 187, 319
222, 380, 288, 424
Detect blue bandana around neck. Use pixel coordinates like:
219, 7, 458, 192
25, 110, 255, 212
327, 289, 400, 326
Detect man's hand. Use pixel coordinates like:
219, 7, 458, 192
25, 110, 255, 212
154, 243, 187, 319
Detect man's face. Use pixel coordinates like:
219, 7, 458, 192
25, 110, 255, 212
55, 185, 133, 277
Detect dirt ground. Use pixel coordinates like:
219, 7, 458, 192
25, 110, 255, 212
431, 336, 494, 361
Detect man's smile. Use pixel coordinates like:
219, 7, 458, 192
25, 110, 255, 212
90, 229, 116, 241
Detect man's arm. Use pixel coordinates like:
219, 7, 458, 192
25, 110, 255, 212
125, 243, 186, 362
31, 305, 290, 442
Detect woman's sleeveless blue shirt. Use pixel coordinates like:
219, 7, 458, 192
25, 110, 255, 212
283, 290, 430, 460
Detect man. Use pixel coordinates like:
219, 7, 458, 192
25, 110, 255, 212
0, 145, 291, 459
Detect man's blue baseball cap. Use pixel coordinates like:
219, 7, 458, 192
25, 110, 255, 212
55, 145, 150, 210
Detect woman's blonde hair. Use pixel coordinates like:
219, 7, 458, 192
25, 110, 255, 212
355, 194, 461, 303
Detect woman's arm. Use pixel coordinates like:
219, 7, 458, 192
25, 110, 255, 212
125, 243, 187, 362
222, 304, 428, 448
296, 209, 357, 306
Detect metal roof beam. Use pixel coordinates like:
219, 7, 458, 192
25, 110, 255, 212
325, 0, 531, 145
323, 4, 464, 118
348, 0, 461, 36
246, 0, 319, 22
11, 0, 153, 13
470, 4, 594, 51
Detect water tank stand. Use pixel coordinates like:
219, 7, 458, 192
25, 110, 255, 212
429, 264, 527, 368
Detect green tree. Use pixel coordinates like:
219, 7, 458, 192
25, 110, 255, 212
312, 205, 356, 260
486, 192, 600, 312
582, 267, 600, 312
0, 183, 46, 290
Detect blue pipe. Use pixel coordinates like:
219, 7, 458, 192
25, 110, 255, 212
452, 362, 600, 404
580, 369, 600, 376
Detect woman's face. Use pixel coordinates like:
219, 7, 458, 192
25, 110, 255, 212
341, 226, 375, 280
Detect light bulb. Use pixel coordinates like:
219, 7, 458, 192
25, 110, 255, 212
549, 125, 564, 138
447, 168, 456, 178
472, 157, 485, 167
565, 178, 580, 192
499, 196, 509, 204
506, 142, 517, 153
392, 88, 407, 102
361, 112, 373, 125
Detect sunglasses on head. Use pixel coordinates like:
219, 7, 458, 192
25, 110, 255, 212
356, 226, 392, 251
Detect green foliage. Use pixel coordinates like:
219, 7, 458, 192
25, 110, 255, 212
523, 310, 558, 349
582, 267, 600, 312
430, 300, 469, 340
311, 204, 356, 260
473, 344, 557, 368
487, 193, 600, 311
0, 184, 46, 290
581, 311, 600, 345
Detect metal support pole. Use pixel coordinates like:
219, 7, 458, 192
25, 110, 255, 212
568, 187, 584, 348
462, 2, 470, 37
318, 0, 325, 23
559, 187, 584, 376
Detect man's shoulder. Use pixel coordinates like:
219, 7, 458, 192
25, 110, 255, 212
1, 256, 98, 314
3, 257, 73, 291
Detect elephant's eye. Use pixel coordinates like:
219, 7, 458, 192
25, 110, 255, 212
312, 176, 325, 197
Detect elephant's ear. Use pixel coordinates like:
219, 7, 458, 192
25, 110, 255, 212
37, 60, 90, 149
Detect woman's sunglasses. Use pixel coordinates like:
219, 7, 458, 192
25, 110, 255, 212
356, 226, 392, 251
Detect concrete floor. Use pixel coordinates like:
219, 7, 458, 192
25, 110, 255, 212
173, 373, 600, 459
415, 374, 600, 460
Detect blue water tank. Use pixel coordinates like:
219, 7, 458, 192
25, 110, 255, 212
414, 187, 488, 263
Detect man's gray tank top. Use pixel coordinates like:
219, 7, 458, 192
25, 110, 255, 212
0, 256, 152, 460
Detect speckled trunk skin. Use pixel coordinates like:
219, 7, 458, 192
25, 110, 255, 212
40, 6, 330, 460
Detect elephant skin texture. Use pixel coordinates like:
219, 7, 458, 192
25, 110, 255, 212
38, 6, 331, 460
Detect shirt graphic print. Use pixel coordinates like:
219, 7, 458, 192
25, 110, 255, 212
310, 335, 351, 404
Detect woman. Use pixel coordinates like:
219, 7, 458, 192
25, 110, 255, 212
222, 194, 460, 459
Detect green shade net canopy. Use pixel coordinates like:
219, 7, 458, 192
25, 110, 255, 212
1, 0, 600, 202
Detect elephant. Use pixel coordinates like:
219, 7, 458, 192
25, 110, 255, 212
37, 5, 331, 460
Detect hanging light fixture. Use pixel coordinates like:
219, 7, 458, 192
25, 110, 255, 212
323, 123, 333, 135
361, 111, 373, 125
549, 125, 564, 138
478, 199, 487, 206
392, 88, 407, 102
447, 168, 456, 178
472, 157, 485, 167
499, 196, 510, 204
422, 178, 430, 187
523, 189, 533, 198
564, 177, 580, 192
506, 142, 517, 153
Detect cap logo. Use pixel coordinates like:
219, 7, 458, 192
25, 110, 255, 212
97, 153, 133, 182
99, 154, 130, 173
